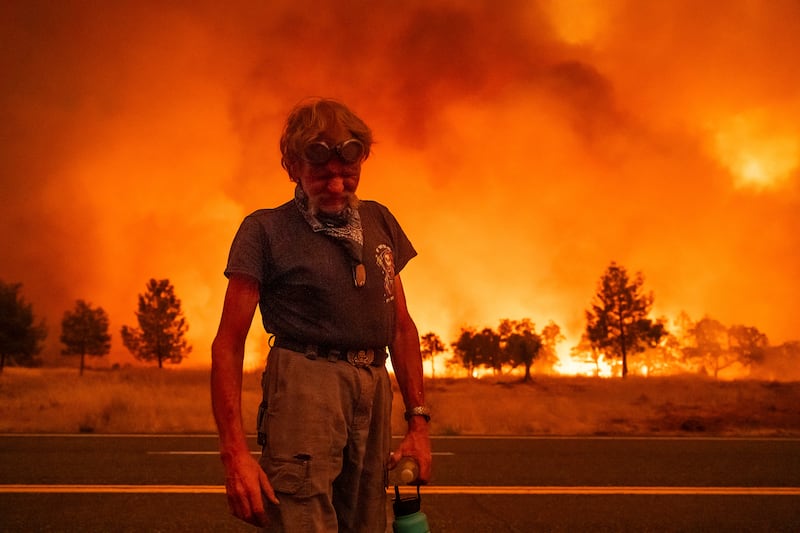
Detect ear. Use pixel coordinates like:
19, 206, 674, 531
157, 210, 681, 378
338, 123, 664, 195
286, 160, 300, 182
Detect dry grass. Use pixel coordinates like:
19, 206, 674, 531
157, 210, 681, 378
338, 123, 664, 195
0, 367, 237, 434
423, 375, 800, 437
1, 367, 799, 437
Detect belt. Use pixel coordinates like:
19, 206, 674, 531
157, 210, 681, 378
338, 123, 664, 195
273, 336, 388, 368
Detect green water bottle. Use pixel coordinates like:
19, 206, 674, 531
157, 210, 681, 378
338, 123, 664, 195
392, 485, 430, 533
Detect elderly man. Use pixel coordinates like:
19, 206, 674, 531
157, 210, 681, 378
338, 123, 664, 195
211, 97, 431, 532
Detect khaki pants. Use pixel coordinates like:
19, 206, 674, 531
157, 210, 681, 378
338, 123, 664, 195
258, 346, 393, 533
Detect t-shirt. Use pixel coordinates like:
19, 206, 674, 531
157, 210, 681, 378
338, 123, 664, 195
224, 199, 416, 347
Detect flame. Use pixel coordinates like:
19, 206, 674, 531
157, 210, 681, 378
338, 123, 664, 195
551, 342, 612, 377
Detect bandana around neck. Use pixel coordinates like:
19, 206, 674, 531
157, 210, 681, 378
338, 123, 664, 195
294, 185, 366, 286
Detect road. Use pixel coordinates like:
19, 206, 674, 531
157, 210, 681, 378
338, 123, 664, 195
1, 435, 799, 531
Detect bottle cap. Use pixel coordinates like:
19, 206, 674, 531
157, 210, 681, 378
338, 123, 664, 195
389, 456, 419, 485
398, 466, 416, 484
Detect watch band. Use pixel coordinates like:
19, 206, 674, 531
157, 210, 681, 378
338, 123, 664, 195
404, 405, 431, 422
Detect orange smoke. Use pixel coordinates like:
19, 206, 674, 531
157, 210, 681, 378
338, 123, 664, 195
1, 1, 798, 371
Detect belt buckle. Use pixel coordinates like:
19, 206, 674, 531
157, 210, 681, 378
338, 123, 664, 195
347, 349, 373, 367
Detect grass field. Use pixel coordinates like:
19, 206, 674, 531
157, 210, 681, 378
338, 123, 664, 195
1, 367, 799, 437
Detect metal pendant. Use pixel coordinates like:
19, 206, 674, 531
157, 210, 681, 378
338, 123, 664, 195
353, 263, 366, 287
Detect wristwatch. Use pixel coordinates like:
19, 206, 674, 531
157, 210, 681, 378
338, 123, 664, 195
404, 405, 431, 423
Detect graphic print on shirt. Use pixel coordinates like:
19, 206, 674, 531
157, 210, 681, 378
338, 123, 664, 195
375, 244, 395, 303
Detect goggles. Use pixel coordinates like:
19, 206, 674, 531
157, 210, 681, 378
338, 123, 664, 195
302, 138, 366, 166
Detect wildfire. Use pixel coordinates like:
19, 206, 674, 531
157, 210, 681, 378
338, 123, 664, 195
1, 2, 798, 372
553, 343, 614, 377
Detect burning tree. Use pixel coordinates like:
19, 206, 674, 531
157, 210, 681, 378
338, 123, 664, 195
121, 279, 192, 368
420, 331, 446, 380
60, 300, 112, 375
685, 316, 728, 377
538, 321, 565, 374
0, 280, 47, 371
585, 262, 666, 377
728, 325, 768, 369
685, 318, 768, 378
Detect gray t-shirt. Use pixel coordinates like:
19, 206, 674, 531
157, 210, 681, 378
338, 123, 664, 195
225, 199, 416, 347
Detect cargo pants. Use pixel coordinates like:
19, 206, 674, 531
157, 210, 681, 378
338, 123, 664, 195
258, 346, 393, 532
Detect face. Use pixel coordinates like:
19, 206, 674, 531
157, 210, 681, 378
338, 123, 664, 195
291, 125, 363, 216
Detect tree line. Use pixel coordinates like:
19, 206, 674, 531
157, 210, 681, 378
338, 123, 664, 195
0, 278, 191, 374
3, 263, 798, 378
419, 262, 798, 380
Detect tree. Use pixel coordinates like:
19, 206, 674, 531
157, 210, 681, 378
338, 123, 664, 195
572, 333, 604, 376
585, 262, 666, 377
420, 332, 446, 380
499, 318, 542, 382
451, 327, 503, 377
60, 300, 111, 375
670, 310, 698, 370
538, 321, 565, 374
121, 279, 192, 368
687, 321, 768, 379
641, 328, 687, 376
0, 281, 47, 372
728, 325, 768, 370
685, 316, 729, 378
452, 327, 479, 377
476, 327, 503, 375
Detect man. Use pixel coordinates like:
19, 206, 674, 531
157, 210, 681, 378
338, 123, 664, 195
211, 97, 432, 532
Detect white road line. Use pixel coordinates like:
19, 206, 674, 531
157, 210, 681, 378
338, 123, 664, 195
1, 485, 798, 495
145, 451, 455, 456
3, 434, 800, 442
396, 486, 800, 496
0, 485, 225, 494
147, 451, 237, 455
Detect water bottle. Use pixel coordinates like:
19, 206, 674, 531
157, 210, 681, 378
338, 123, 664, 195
388, 456, 420, 485
390, 457, 430, 533
392, 485, 430, 533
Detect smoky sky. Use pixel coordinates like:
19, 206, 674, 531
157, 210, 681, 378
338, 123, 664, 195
2, 0, 798, 367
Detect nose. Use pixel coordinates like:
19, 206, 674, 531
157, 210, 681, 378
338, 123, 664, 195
326, 176, 345, 193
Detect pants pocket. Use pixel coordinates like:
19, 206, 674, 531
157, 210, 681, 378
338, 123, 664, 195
265, 455, 311, 496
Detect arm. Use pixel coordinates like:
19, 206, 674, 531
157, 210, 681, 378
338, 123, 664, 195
211, 274, 277, 526
388, 274, 432, 483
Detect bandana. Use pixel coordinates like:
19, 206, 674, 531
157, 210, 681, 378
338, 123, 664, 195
294, 185, 366, 287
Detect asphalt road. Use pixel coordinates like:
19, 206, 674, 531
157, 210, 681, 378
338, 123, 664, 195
1, 435, 799, 532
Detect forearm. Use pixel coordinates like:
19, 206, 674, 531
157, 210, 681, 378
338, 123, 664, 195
211, 274, 261, 462
390, 318, 425, 419
389, 303, 432, 482
211, 336, 250, 459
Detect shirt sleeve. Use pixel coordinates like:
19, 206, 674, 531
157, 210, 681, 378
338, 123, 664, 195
382, 206, 417, 274
224, 214, 267, 283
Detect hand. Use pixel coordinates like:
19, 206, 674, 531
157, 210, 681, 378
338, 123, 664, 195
389, 418, 432, 484
222, 450, 278, 527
